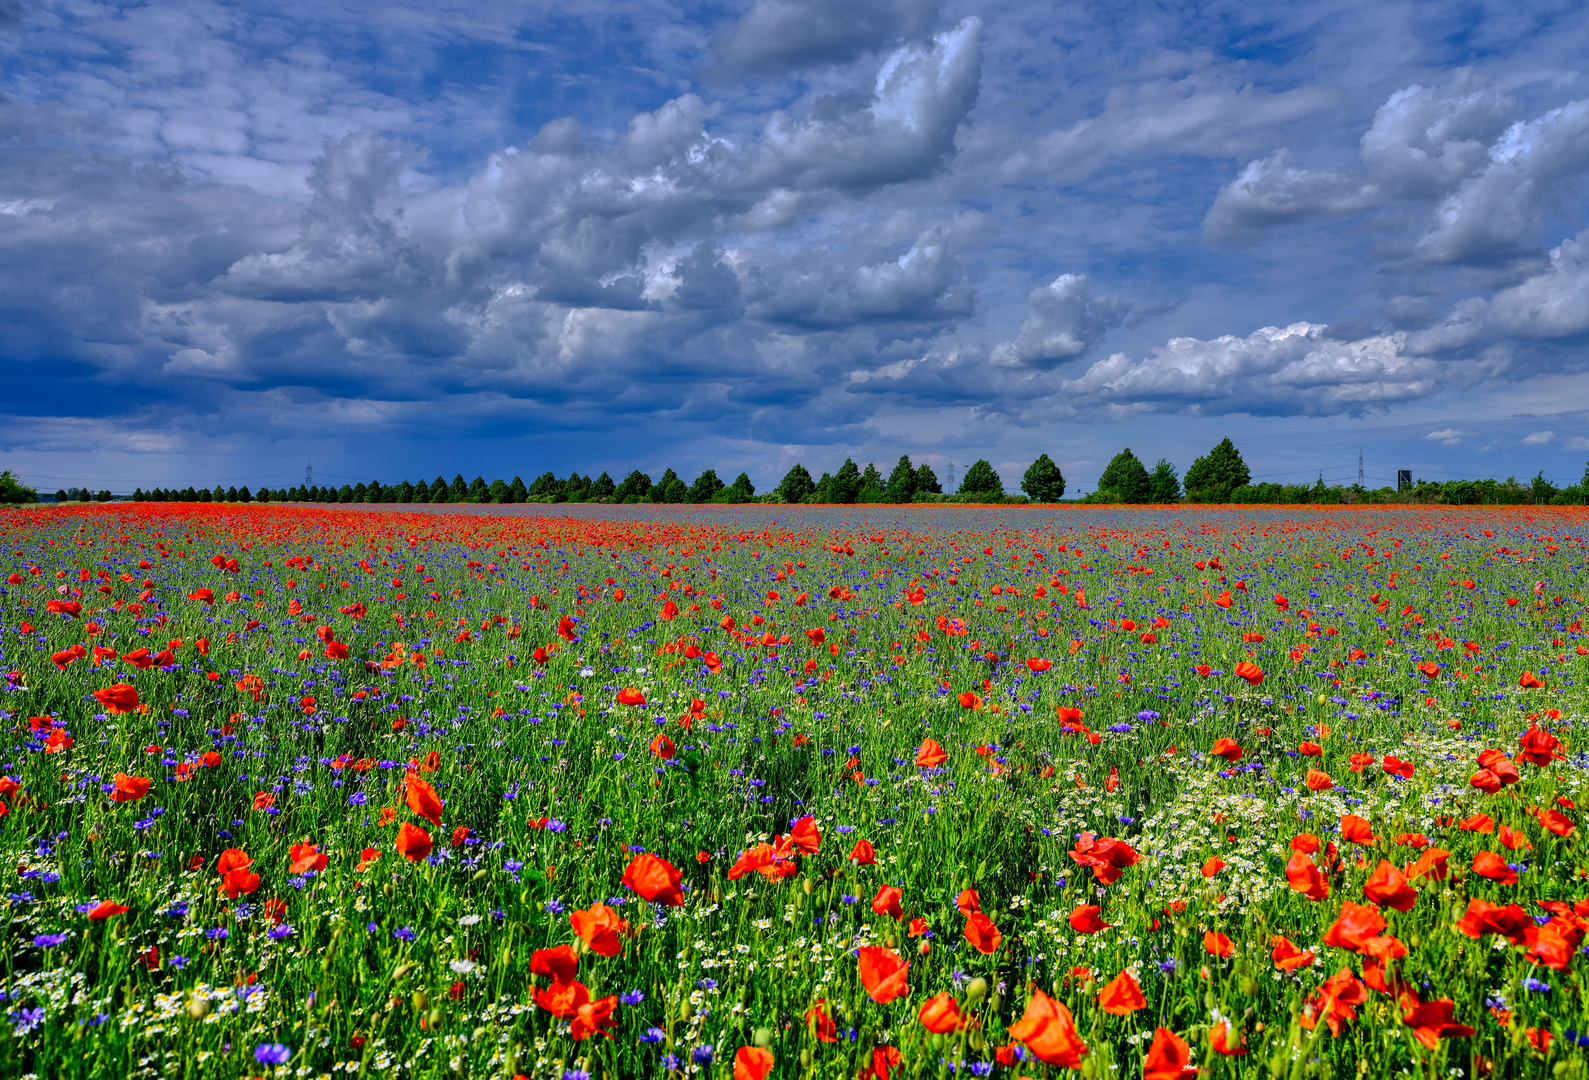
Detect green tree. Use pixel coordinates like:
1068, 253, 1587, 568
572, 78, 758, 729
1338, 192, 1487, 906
812, 472, 835, 502
777, 464, 816, 504
1020, 454, 1066, 501
653, 469, 688, 503
508, 476, 528, 503
1530, 471, 1557, 505
588, 472, 616, 501
528, 472, 560, 500
914, 463, 941, 494
448, 474, 469, 501
615, 470, 652, 503
883, 456, 917, 503
689, 469, 726, 503
958, 459, 1004, 499
429, 476, 449, 502
1183, 438, 1250, 502
239, 486, 254, 502
564, 475, 590, 502
351, 483, 365, 503
857, 463, 885, 502
465, 476, 486, 501
830, 459, 861, 503
0, 471, 38, 505
729, 472, 755, 498
649, 469, 682, 502
1148, 459, 1180, 502
1096, 448, 1150, 502
487, 478, 508, 503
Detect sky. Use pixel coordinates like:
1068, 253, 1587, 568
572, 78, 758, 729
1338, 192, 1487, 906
1, 0, 1588, 497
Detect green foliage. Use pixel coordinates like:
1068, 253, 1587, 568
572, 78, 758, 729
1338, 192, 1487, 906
1183, 437, 1250, 502
614, 470, 652, 504
1148, 459, 1180, 502
729, 472, 755, 498
857, 463, 885, 503
1096, 448, 1150, 502
0, 471, 38, 504
957, 459, 1004, 499
690, 469, 726, 503
829, 459, 862, 504
776, 464, 815, 504
1020, 454, 1066, 501
913, 462, 941, 494
884, 456, 917, 503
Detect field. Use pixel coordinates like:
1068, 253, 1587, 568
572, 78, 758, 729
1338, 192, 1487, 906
1, 502, 1586, 1080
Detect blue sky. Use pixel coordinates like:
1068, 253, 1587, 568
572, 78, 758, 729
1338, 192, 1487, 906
2, 0, 1588, 495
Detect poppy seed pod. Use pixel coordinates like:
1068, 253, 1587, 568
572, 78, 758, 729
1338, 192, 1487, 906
965, 977, 988, 1004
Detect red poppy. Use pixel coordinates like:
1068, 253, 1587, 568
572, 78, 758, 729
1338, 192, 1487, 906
1381, 755, 1415, 778
1362, 860, 1418, 912
1517, 726, 1563, 766
1285, 852, 1329, 901
405, 771, 443, 826
856, 945, 909, 1003
871, 886, 904, 920
616, 688, 646, 706
1025, 658, 1051, 672
917, 992, 969, 1033
220, 867, 261, 898
1270, 935, 1315, 970
87, 901, 129, 920
849, 838, 876, 864
915, 739, 948, 768
1068, 905, 1110, 933
531, 944, 578, 984
289, 843, 328, 873
1233, 661, 1264, 685
964, 912, 1001, 954
1097, 969, 1146, 1014
1322, 902, 1386, 951
649, 733, 676, 759
622, 853, 685, 906
1402, 998, 1475, 1049
1203, 930, 1233, 957
1304, 769, 1334, 791
570, 904, 628, 958
733, 1046, 774, 1080
1210, 1020, 1248, 1056
1143, 1027, 1196, 1080
857, 1047, 902, 1080
1211, 738, 1242, 762
1201, 856, 1225, 877
395, 821, 433, 861
1518, 671, 1545, 689
110, 773, 151, 802
536, 978, 589, 1018
1300, 969, 1367, 1037
1007, 987, 1087, 1067
1455, 899, 1531, 945
1471, 851, 1518, 885
957, 691, 982, 709
94, 685, 140, 714
1069, 833, 1140, 884
804, 999, 837, 1042
1340, 815, 1375, 844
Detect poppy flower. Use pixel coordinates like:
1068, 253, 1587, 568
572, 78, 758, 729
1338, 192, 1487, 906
1211, 738, 1242, 762
1301, 969, 1367, 1037
110, 773, 151, 802
1143, 1027, 1196, 1080
849, 839, 876, 865
856, 945, 909, 1003
857, 1047, 902, 1080
804, 1000, 837, 1042
94, 685, 140, 714
395, 822, 433, 861
1416, 661, 1441, 679
915, 739, 948, 768
1026, 657, 1051, 672
1402, 998, 1475, 1049
871, 886, 904, 920
1362, 860, 1418, 912
786, 816, 821, 854
649, 733, 675, 759
622, 853, 685, 906
907, 917, 929, 938
1471, 851, 1518, 885
1068, 905, 1110, 933
220, 867, 261, 898
571, 994, 618, 1040
1007, 987, 1087, 1067
1299, 741, 1322, 756
1200, 856, 1225, 878
917, 992, 969, 1033
1322, 902, 1386, 951
1403, 847, 1450, 882
1210, 1021, 1248, 1057
1339, 815, 1375, 845
1381, 756, 1415, 778
536, 977, 589, 1018
1469, 769, 1503, 794
957, 691, 982, 709
1537, 808, 1575, 838
1518, 671, 1545, 689
1517, 726, 1563, 766
616, 688, 646, 706
570, 904, 628, 958
964, 912, 1001, 954
733, 1046, 774, 1080
1455, 899, 1531, 945
531, 944, 579, 984
87, 901, 128, 920
1270, 935, 1315, 970
1097, 970, 1146, 1014
288, 843, 328, 873
1524, 920, 1582, 969
1233, 662, 1264, 685
1203, 930, 1234, 957
1304, 769, 1334, 791
1069, 834, 1140, 884
405, 771, 443, 826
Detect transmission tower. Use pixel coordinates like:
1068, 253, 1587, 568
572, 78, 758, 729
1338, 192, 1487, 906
945, 458, 955, 493
305, 459, 313, 486
1358, 449, 1364, 487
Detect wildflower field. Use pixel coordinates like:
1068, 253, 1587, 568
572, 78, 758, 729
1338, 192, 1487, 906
2, 502, 1588, 1080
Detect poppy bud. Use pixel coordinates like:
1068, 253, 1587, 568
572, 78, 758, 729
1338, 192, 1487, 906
753, 1027, 774, 1048
186, 996, 211, 1020
412, 991, 429, 1012
965, 977, 988, 1005
425, 1007, 443, 1029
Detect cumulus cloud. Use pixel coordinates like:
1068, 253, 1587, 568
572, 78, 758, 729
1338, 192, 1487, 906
712, 0, 938, 75
991, 274, 1131, 367
1203, 148, 1377, 246
1522, 430, 1556, 445
1425, 428, 1467, 444
1406, 228, 1589, 353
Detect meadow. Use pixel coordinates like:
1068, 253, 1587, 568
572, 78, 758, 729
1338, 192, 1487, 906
0, 501, 1585, 1080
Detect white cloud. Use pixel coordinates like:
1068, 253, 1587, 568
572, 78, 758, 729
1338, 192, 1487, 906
1425, 427, 1467, 444
711, 0, 938, 75
991, 274, 1131, 367
1566, 436, 1589, 451
1406, 228, 1589, 354
1522, 430, 1556, 445
1203, 149, 1377, 245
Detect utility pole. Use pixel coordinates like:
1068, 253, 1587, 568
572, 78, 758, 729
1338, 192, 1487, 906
1358, 448, 1364, 488
945, 458, 955, 494
305, 460, 313, 486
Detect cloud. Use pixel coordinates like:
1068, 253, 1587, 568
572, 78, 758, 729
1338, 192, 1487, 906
1522, 430, 1556, 445
1203, 149, 1377, 246
1425, 428, 1467, 444
1405, 228, 1589, 354
1567, 436, 1589, 451
711, 0, 938, 75
991, 274, 1131, 367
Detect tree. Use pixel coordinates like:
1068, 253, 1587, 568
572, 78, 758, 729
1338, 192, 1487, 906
0, 471, 37, 505
1530, 471, 1557, 505
351, 483, 365, 503
487, 478, 508, 502
652, 469, 688, 503
1096, 448, 1150, 502
812, 472, 835, 502
1021, 454, 1066, 501
429, 476, 449, 502
830, 459, 861, 504
857, 463, 885, 502
563, 475, 589, 502
729, 472, 755, 498
689, 469, 726, 503
589, 472, 617, 501
468, 476, 488, 501
958, 459, 1004, 499
884, 456, 917, 503
1183, 438, 1250, 502
1148, 459, 1180, 502
777, 464, 816, 504
239, 486, 254, 502
448, 474, 468, 501
615, 470, 652, 503
508, 476, 528, 503
914, 463, 941, 494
